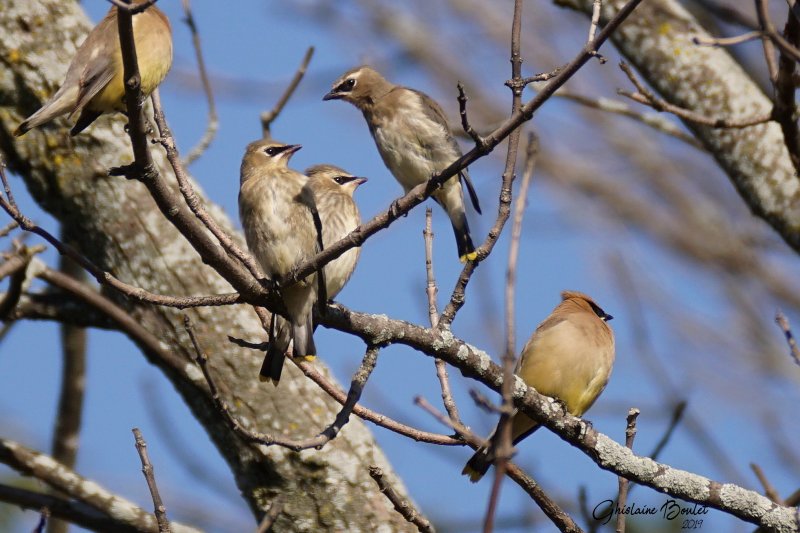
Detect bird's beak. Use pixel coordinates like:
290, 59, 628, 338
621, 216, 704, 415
322, 90, 341, 101
604, 313, 614, 321
285, 144, 302, 155
353, 177, 368, 187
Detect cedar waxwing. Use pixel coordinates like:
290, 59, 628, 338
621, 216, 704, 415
323, 66, 482, 262
462, 290, 615, 482
14, 4, 173, 137
239, 139, 319, 385
260, 164, 367, 383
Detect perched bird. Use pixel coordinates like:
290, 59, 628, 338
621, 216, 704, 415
14, 4, 173, 137
462, 290, 615, 482
305, 164, 367, 299
261, 164, 367, 383
239, 139, 319, 385
323, 66, 481, 262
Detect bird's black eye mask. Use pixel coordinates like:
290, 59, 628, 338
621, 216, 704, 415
264, 145, 290, 156
333, 175, 357, 185
335, 78, 357, 94
589, 301, 613, 321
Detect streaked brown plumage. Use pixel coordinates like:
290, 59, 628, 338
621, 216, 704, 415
261, 164, 367, 383
239, 139, 318, 385
15, 4, 172, 137
323, 66, 481, 262
463, 290, 615, 482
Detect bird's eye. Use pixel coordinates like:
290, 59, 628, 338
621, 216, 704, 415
589, 302, 613, 321
264, 147, 279, 156
337, 78, 356, 92
333, 176, 348, 184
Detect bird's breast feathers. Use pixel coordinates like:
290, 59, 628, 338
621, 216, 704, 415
239, 178, 316, 279
371, 97, 459, 190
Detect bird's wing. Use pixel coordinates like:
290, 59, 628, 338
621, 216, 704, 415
71, 59, 116, 116
69, 12, 118, 116
413, 89, 482, 214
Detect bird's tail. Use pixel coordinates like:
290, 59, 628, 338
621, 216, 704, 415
291, 312, 316, 361
462, 446, 494, 483
260, 316, 290, 385
435, 183, 477, 262
451, 209, 477, 263
14, 87, 77, 137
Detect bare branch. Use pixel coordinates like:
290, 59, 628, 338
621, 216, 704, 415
369, 466, 434, 533
260, 47, 315, 137
187, 316, 383, 451
255, 495, 286, 533
618, 62, 772, 129
775, 310, 800, 367
180, 0, 219, 166
615, 408, 640, 533
0, 437, 199, 533
132, 428, 171, 532
0, 484, 141, 533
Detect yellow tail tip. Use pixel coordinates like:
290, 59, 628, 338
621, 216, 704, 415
461, 465, 483, 483
297, 354, 316, 362
459, 251, 478, 263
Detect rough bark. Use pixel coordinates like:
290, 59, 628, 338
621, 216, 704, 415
558, 0, 800, 252
0, 1, 415, 531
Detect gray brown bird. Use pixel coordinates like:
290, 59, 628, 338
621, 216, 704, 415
261, 164, 367, 383
462, 290, 615, 482
15, 4, 173, 137
239, 139, 319, 385
323, 66, 481, 262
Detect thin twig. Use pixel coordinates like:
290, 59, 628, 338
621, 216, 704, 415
296, 361, 461, 446
484, 2, 536, 515
180, 0, 218, 166
587, 0, 606, 63
457, 83, 486, 148
369, 466, 434, 533
773, 2, 800, 174
519, 66, 563, 87
35, 265, 189, 376
552, 91, 703, 148
649, 401, 686, 461
415, 396, 583, 532
750, 463, 784, 504
255, 495, 285, 533
0, 245, 40, 318
0, 221, 18, 238
755, 0, 780, 83
774, 310, 800, 367
615, 408, 639, 533
693, 31, 763, 47
261, 47, 315, 137
423, 209, 462, 425
618, 62, 772, 129
187, 316, 383, 451
132, 428, 171, 533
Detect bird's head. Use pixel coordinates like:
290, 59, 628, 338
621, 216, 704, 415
306, 164, 368, 197
323, 66, 391, 108
561, 290, 613, 322
241, 139, 301, 183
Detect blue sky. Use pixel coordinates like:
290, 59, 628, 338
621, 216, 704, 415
1, 1, 799, 532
